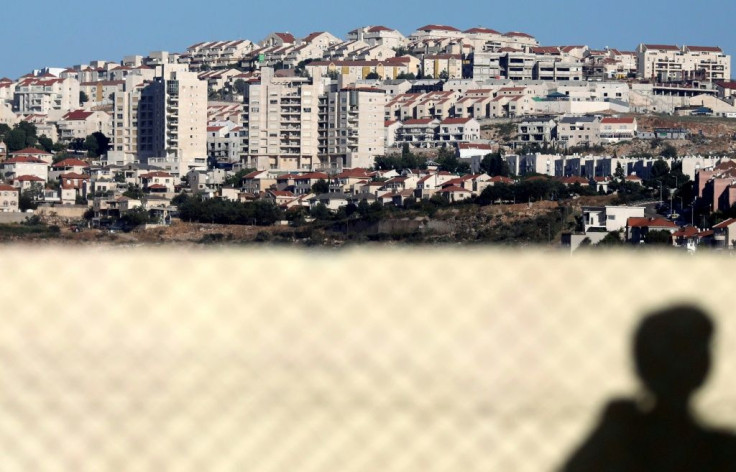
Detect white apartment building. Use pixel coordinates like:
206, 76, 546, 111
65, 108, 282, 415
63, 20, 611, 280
186, 40, 254, 70
557, 115, 600, 148
242, 69, 386, 171
347, 26, 408, 49
637, 44, 731, 82
207, 121, 243, 163
242, 67, 326, 171
324, 86, 386, 169
138, 67, 207, 169
0, 77, 15, 105
111, 75, 147, 155
599, 117, 637, 143
57, 109, 112, 142
13, 75, 79, 114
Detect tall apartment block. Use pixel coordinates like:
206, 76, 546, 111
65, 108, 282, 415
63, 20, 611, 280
242, 68, 386, 172
139, 66, 207, 164
324, 86, 386, 169
111, 66, 207, 174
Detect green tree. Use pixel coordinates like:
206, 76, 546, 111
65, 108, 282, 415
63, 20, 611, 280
0, 123, 10, 141
365, 71, 380, 80
614, 162, 625, 182
79, 91, 89, 103
661, 144, 677, 159
650, 158, 670, 180
644, 229, 672, 245
224, 168, 255, 187
38, 135, 54, 153
4, 129, 28, 152
598, 231, 624, 246
311, 179, 329, 194
19, 189, 40, 211
119, 207, 152, 228
396, 72, 416, 80
91, 132, 110, 156
436, 147, 469, 174
310, 203, 331, 220
439, 70, 449, 80
123, 184, 145, 200
481, 152, 510, 177
84, 135, 99, 157
233, 79, 247, 95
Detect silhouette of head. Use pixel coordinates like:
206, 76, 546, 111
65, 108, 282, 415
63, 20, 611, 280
634, 304, 714, 405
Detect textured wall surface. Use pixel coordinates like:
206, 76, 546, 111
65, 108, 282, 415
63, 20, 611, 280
1, 247, 734, 471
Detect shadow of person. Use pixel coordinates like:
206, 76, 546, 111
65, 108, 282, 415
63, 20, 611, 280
563, 304, 736, 472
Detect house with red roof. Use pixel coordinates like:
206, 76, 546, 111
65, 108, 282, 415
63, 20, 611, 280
599, 117, 637, 143
139, 171, 176, 193
1, 155, 49, 181
12, 174, 45, 192
396, 118, 440, 147
56, 109, 112, 142
637, 44, 730, 82
14, 76, 79, 114
347, 26, 407, 49
293, 172, 329, 195
50, 158, 90, 181
410, 25, 464, 41
10, 147, 53, 164
438, 117, 480, 142
0, 184, 19, 212
438, 185, 472, 202
712, 218, 736, 248
626, 216, 678, 244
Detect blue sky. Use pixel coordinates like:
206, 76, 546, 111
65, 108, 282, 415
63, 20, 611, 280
1, 0, 734, 79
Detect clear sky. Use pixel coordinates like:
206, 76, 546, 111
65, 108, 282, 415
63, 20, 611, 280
1, 0, 734, 79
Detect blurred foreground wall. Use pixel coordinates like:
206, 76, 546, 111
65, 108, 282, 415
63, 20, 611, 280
1, 247, 735, 472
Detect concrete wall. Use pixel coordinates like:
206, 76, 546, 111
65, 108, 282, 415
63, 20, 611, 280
36, 205, 89, 219
0, 213, 30, 224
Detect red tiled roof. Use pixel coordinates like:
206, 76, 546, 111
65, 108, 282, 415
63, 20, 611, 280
368, 26, 394, 33
505, 31, 534, 38
643, 44, 680, 51
716, 81, 736, 90
440, 117, 473, 125
14, 175, 45, 182
532, 47, 561, 55
403, 118, 436, 125
439, 185, 470, 193
417, 24, 460, 32
0, 184, 18, 191
673, 226, 700, 238
269, 190, 295, 197
52, 158, 89, 168
627, 217, 677, 228
601, 117, 636, 124
62, 110, 95, 121
464, 27, 501, 35
293, 172, 328, 181
713, 218, 736, 229
59, 172, 89, 180
140, 171, 173, 178
3, 156, 47, 164
11, 147, 51, 156
686, 46, 722, 53
458, 143, 494, 150
274, 32, 295, 43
